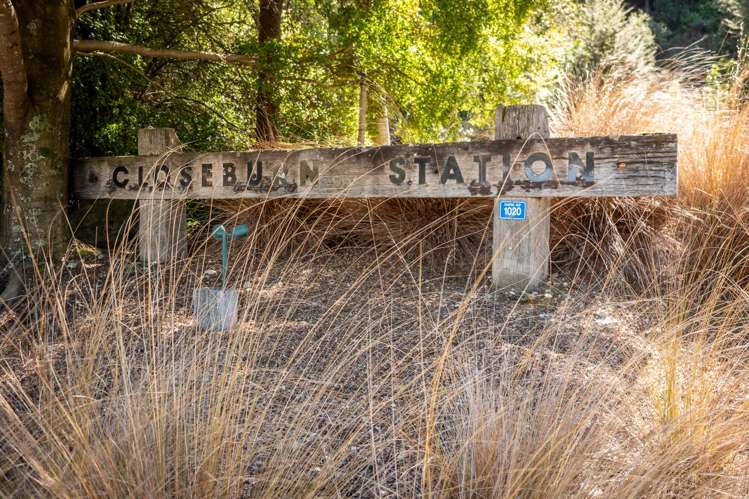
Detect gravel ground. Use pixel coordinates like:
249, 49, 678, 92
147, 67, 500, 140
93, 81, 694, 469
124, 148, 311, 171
0, 247, 661, 496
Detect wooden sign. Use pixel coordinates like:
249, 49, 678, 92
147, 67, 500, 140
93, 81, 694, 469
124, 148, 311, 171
73, 134, 677, 200
76, 108, 678, 292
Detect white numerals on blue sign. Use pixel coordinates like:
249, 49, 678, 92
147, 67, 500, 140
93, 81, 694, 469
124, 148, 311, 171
499, 200, 527, 221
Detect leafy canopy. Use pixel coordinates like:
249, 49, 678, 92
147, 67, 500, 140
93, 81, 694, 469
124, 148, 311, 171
72, 0, 549, 154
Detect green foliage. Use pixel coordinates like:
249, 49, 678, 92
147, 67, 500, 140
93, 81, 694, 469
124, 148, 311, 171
555, 0, 657, 83
635, 0, 742, 57
72, 0, 552, 152
72, 1, 256, 156
651, 0, 723, 51
293, 0, 551, 142
43, 0, 749, 158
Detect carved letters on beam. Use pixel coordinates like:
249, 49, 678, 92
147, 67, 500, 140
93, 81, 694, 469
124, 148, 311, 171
74, 134, 678, 201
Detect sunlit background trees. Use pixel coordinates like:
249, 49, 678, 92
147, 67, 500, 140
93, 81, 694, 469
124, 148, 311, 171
70, 0, 743, 155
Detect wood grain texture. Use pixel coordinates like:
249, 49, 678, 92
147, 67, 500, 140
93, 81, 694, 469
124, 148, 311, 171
495, 104, 550, 140
73, 134, 678, 200
137, 128, 186, 264
493, 106, 551, 290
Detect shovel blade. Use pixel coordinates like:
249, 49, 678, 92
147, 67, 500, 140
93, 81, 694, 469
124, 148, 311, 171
193, 288, 239, 331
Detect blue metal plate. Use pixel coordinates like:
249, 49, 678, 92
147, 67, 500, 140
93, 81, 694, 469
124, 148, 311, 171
499, 200, 527, 221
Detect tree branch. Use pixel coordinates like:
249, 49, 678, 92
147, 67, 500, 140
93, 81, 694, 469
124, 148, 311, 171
76, 0, 135, 17
0, 0, 28, 128
73, 39, 255, 66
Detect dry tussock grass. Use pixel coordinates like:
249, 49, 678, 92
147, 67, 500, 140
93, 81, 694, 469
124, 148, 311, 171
210, 198, 493, 269
432, 357, 617, 498
3, 230, 749, 497
549, 71, 691, 288
551, 67, 749, 291
2, 66, 749, 498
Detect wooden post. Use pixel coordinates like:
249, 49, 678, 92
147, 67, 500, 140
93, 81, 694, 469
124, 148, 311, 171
493, 105, 551, 289
137, 128, 186, 264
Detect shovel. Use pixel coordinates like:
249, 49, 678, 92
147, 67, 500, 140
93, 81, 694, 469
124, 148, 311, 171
193, 224, 249, 331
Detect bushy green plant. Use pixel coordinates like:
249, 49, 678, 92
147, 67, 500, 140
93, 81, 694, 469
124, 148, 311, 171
557, 0, 657, 83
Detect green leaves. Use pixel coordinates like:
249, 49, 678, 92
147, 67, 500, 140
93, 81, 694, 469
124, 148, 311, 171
71, 0, 551, 151
299, 0, 549, 142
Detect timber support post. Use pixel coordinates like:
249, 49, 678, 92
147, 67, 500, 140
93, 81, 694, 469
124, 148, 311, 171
137, 128, 186, 264
492, 105, 551, 290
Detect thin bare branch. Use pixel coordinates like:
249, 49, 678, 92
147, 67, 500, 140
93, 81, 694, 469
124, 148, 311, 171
76, 0, 135, 17
73, 39, 255, 66
0, 0, 28, 128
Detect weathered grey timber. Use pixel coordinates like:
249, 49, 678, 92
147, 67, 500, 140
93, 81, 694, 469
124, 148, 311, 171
71, 107, 678, 291
73, 134, 677, 200
137, 128, 186, 263
493, 105, 551, 289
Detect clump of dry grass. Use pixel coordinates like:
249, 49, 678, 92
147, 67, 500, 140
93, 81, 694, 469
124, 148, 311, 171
675, 83, 749, 292
551, 66, 749, 291
3, 207, 749, 497
211, 198, 494, 269
423, 282, 749, 498
550, 196, 671, 289
431, 357, 616, 498
607, 296, 749, 497
548, 70, 692, 288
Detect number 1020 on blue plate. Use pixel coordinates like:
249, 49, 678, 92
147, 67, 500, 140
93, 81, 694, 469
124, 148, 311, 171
499, 200, 527, 221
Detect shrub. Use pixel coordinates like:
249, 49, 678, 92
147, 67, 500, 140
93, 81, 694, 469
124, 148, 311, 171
557, 0, 657, 84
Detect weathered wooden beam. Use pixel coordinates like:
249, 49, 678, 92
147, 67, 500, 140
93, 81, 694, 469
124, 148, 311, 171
73, 134, 678, 200
493, 105, 551, 290
137, 128, 186, 264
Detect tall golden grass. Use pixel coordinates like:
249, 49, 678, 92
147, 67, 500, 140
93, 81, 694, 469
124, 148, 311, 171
551, 66, 749, 292
2, 64, 749, 497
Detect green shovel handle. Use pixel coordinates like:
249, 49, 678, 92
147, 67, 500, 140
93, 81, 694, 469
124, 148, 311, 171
211, 224, 249, 287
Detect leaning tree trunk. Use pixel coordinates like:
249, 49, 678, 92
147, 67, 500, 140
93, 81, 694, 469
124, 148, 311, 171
1, 0, 73, 272
255, 0, 282, 143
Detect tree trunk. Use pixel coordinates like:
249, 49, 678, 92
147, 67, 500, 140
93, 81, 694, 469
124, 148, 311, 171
255, 0, 282, 143
357, 74, 368, 146
374, 97, 390, 146
1, 1, 73, 269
